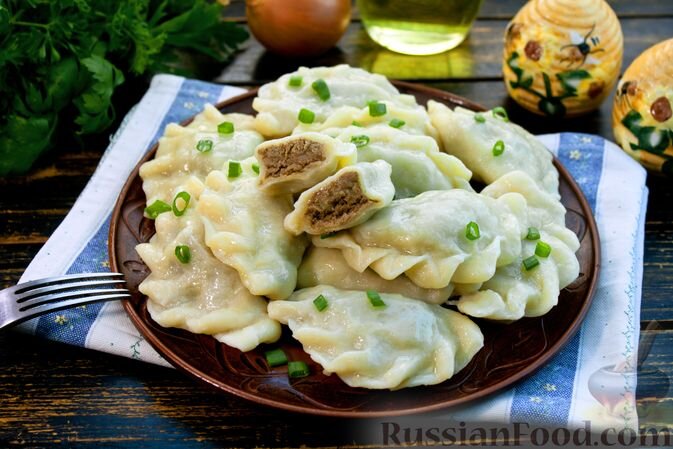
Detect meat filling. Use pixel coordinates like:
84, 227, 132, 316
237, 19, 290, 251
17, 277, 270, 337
259, 138, 326, 178
305, 172, 371, 229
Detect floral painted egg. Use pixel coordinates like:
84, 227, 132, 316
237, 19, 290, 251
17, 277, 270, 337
612, 38, 673, 175
503, 0, 623, 118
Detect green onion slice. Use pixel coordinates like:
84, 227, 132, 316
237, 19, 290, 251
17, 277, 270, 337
288, 361, 310, 378
298, 108, 315, 124
351, 120, 363, 127
289, 75, 303, 87
389, 118, 405, 128
367, 290, 386, 308
525, 227, 541, 240
368, 101, 387, 117
492, 106, 509, 122
522, 255, 540, 271
175, 245, 191, 264
228, 160, 242, 178
474, 114, 486, 123
172, 191, 191, 216
144, 200, 171, 219
535, 241, 552, 258
265, 348, 288, 367
311, 79, 330, 101
218, 121, 234, 135
465, 221, 480, 240
251, 162, 260, 175
196, 139, 213, 153
492, 140, 505, 156
313, 294, 328, 312
350, 135, 370, 148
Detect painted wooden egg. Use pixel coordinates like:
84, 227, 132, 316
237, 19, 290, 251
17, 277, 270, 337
612, 38, 673, 175
503, 0, 623, 118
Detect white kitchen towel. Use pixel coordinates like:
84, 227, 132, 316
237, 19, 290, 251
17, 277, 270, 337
17, 74, 647, 433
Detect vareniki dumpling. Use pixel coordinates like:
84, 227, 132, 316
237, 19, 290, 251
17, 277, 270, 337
267, 286, 484, 390
452, 171, 580, 320
298, 247, 454, 304
314, 189, 526, 288
136, 207, 281, 352
428, 101, 559, 197
253, 64, 421, 137
331, 124, 473, 198
140, 105, 263, 204
284, 160, 395, 236
198, 158, 308, 300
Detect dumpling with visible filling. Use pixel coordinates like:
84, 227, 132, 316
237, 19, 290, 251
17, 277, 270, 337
267, 286, 484, 390
198, 158, 308, 300
255, 132, 356, 195
428, 101, 559, 197
313, 189, 527, 288
284, 160, 395, 236
253, 64, 421, 137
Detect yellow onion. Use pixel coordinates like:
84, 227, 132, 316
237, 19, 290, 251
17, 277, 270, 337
246, 0, 351, 57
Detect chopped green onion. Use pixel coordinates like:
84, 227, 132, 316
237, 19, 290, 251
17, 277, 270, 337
368, 101, 387, 117
297, 108, 315, 124
351, 120, 363, 127
474, 114, 486, 123
289, 75, 303, 87
312, 79, 330, 101
535, 241, 552, 258
251, 162, 260, 175
218, 121, 234, 135
367, 290, 386, 308
492, 140, 505, 156
265, 348, 288, 367
320, 232, 336, 239
389, 118, 405, 128
313, 294, 328, 312
492, 107, 509, 122
288, 361, 310, 378
350, 135, 370, 148
465, 221, 480, 241
172, 191, 191, 216
175, 245, 191, 264
522, 255, 540, 271
228, 160, 242, 178
144, 200, 171, 219
196, 139, 213, 153
525, 227, 541, 240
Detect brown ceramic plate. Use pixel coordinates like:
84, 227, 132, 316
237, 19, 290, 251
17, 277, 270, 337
109, 82, 600, 417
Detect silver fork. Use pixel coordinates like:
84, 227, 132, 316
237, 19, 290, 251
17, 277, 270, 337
0, 272, 129, 330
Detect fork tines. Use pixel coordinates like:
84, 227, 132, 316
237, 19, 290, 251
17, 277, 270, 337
14, 272, 129, 311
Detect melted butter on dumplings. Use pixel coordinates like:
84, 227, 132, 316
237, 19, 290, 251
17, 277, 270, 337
268, 286, 484, 390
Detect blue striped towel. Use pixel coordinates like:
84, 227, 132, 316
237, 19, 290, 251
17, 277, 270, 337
17, 75, 646, 432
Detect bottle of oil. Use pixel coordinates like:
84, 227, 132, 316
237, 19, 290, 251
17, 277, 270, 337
357, 0, 483, 56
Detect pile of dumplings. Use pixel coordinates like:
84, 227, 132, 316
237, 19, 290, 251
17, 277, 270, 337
136, 65, 580, 390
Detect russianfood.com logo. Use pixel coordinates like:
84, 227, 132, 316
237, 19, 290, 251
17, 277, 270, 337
378, 421, 671, 448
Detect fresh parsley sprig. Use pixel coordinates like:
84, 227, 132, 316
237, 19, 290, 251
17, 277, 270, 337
0, 0, 248, 176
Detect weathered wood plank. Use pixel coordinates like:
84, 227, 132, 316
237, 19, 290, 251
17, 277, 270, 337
217, 18, 673, 84
0, 330, 670, 447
